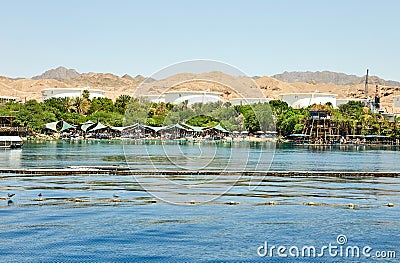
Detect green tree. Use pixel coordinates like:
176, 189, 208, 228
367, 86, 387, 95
82, 90, 90, 100
88, 97, 114, 114
114, 95, 131, 114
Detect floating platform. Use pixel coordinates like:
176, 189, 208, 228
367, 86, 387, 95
0, 167, 399, 177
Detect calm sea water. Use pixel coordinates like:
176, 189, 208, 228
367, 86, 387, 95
0, 141, 399, 262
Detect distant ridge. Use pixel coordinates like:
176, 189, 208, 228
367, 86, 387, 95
32, 66, 81, 80
272, 71, 400, 86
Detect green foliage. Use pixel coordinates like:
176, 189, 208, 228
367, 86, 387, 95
82, 90, 90, 100
123, 98, 151, 125
61, 112, 88, 125
339, 101, 365, 118
0, 97, 397, 138
164, 108, 195, 125
88, 97, 114, 114
186, 115, 219, 127
114, 95, 131, 114
252, 103, 275, 131
293, 123, 304, 133
13, 100, 57, 132
88, 111, 124, 127
146, 115, 166, 127
210, 107, 241, 131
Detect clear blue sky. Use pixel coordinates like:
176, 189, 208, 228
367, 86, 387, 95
1, 0, 400, 80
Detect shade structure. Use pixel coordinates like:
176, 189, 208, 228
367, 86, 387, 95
80, 121, 96, 132
45, 121, 75, 132
181, 123, 205, 132
60, 121, 75, 132
209, 123, 229, 133
109, 126, 126, 132
45, 121, 58, 132
87, 122, 108, 132
164, 123, 190, 131
142, 124, 166, 133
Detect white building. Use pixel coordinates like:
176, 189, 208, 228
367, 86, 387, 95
279, 92, 337, 108
230, 97, 272, 106
393, 95, 400, 108
164, 91, 223, 105
42, 87, 105, 101
336, 98, 367, 107
138, 94, 166, 103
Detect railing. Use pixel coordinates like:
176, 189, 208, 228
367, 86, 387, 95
0, 127, 27, 132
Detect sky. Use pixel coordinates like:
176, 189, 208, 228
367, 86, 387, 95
1, 0, 400, 80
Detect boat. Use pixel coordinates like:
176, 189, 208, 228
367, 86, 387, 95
0, 136, 23, 149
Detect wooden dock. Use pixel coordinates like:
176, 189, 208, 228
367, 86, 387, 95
0, 167, 399, 177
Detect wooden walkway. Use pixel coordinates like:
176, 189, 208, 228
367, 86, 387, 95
0, 167, 399, 177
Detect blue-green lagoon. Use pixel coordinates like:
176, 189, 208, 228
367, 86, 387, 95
0, 141, 399, 262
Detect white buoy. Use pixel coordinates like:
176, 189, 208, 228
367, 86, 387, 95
348, 203, 355, 209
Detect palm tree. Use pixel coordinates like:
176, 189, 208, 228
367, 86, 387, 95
115, 94, 131, 114
73, 97, 90, 115
181, 100, 189, 111
82, 90, 90, 100
60, 97, 76, 113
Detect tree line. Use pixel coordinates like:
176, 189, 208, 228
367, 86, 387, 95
0, 91, 398, 137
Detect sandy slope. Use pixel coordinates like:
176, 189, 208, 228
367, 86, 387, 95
0, 72, 399, 112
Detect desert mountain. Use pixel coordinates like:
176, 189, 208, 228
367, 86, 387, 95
1, 68, 400, 112
32, 66, 81, 80
273, 71, 400, 86
135, 71, 274, 100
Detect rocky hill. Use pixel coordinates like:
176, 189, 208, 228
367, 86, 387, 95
32, 66, 81, 80
1, 68, 400, 112
273, 71, 400, 86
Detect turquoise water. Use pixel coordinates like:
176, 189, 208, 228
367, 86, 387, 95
0, 141, 399, 262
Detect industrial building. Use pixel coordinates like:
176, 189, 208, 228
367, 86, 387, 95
42, 87, 105, 101
230, 97, 272, 106
164, 91, 223, 105
279, 92, 337, 108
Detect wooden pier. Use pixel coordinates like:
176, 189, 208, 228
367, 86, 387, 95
0, 167, 399, 177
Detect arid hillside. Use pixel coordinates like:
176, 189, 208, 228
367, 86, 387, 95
1, 69, 400, 112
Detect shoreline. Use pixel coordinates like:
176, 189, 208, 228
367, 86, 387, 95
1, 168, 399, 177
22, 137, 400, 147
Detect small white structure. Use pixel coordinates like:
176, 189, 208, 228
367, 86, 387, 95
42, 87, 105, 101
164, 91, 223, 105
139, 94, 166, 103
0, 136, 23, 148
279, 92, 337, 108
230, 97, 272, 106
336, 98, 367, 107
0, 96, 20, 103
394, 95, 400, 109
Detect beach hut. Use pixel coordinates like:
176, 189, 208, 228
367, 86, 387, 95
120, 123, 153, 138
180, 123, 206, 138
203, 124, 230, 139
160, 123, 190, 139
